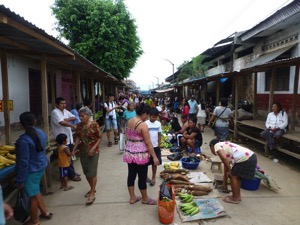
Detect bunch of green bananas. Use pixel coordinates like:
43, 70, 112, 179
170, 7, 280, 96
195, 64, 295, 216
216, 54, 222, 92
179, 201, 200, 216
178, 193, 194, 203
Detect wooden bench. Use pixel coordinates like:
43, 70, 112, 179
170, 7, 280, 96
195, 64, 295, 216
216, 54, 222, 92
236, 120, 300, 159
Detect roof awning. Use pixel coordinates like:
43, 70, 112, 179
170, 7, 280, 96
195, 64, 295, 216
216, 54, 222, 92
154, 87, 174, 93
245, 45, 295, 68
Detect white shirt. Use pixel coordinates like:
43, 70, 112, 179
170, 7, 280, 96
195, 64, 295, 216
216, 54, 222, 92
265, 111, 288, 130
145, 120, 162, 148
51, 108, 75, 144
104, 101, 117, 119
197, 103, 206, 117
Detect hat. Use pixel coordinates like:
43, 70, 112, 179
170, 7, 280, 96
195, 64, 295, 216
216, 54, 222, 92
191, 95, 195, 99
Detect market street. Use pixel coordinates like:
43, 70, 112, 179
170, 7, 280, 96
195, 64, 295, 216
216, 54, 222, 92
6, 128, 300, 225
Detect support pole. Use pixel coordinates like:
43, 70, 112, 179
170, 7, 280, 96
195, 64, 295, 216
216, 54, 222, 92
291, 65, 299, 130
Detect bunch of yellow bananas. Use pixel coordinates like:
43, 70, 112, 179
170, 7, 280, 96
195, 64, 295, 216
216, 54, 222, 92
163, 162, 180, 170
0, 155, 15, 169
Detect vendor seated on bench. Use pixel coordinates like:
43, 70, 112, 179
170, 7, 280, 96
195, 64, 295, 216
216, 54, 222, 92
260, 102, 288, 155
180, 118, 204, 156
170, 115, 188, 146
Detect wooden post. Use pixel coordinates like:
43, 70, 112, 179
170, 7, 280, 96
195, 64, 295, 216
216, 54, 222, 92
234, 76, 239, 140
216, 79, 220, 105
291, 65, 299, 130
91, 78, 95, 115
75, 72, 81, 103
253, 72, 258, 118
41, 54, 49, 138
50, 71, 56, 109
268, 68, 276, 112
203, 81, 207, 101
115, 86, 118, 99
102, 83, 105, 103
1, 50, 11, 144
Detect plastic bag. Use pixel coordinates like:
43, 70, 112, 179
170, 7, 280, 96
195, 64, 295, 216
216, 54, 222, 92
158, 185, 175, 224
14, 189, 31, 223
119, 133, 125, 152
159, 179, 172, 200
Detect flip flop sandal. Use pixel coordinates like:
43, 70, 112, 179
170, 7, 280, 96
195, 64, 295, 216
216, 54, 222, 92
142, 198, 157, 205
114, 138, 118, 144
150, 180, 156, 186
23, 220, 40, 225
64, 186, 74, 191
86, 196, 96, 205
84, 190, 97, 198
222, 195, 240, 204
130, 196, 142, 204
39, 213, 53, 220
71, 176, 81, 181
108, 142, 112, 147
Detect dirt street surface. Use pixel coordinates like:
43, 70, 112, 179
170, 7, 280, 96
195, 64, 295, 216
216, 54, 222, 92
6, 128, 300, 225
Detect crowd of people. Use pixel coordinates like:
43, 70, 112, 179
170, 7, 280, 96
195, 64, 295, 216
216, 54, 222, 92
0, 92, 290, 224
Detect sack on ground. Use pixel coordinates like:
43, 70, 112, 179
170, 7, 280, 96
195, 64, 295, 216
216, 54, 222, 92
14, 189, 31, 223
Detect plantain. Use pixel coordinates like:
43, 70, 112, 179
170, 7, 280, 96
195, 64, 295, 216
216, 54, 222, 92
189, 207, 200, 216
6, 153, 16, 160
0, 145, 15, 151
0, 155, 15, 165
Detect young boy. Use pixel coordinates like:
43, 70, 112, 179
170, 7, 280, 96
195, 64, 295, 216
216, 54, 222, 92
145, 108, 162, 186
56, 133, 74, 191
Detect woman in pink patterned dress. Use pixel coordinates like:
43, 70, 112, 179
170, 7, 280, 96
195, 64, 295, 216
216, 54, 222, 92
123, 103, 159, 205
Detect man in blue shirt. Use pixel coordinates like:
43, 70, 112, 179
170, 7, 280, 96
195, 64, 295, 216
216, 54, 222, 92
188, 95, 198, 119
70, 103, 83, 125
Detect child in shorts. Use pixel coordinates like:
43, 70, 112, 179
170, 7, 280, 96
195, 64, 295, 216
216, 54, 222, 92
56, 133, 74, 191
145, 108, 162, 186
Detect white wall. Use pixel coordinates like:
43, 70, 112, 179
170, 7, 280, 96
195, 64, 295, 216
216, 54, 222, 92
0, 54, 40, 124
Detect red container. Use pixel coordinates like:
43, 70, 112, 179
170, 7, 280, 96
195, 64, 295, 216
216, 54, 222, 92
158, 185, 175, 224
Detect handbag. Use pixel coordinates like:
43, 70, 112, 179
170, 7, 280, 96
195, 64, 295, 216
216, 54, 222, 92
119, 133, 125, 152
14, 189, 31, 223
211, 107, 227, 130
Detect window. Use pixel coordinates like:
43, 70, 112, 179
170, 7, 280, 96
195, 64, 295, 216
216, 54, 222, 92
237, 47, 254, 58
265, 67, 290, 91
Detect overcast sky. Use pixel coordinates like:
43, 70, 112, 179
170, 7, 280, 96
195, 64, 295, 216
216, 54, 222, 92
1, 0, 292, 90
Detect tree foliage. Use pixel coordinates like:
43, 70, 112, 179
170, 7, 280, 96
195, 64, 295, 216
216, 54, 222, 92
177, 55, 210, 82
52, 0, 142, 80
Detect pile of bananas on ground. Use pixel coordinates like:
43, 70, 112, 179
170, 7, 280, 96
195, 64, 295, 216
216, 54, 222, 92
163, 162, 179, 170
160, 135, 173, 148
178, 193, 199, 216
161, 124, 172, 134
0, 145, 16, 169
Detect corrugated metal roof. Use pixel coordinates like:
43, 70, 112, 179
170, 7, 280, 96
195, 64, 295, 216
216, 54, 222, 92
240, 0, 300, 41
244, 45, 295, 69
0, 5, 120, 83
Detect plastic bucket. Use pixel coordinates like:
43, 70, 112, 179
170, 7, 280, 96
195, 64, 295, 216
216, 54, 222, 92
158, 186, 175, 224
241, 178, 261, 191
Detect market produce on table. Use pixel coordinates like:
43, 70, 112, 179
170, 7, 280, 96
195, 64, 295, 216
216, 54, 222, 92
0, 145, 16, 169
